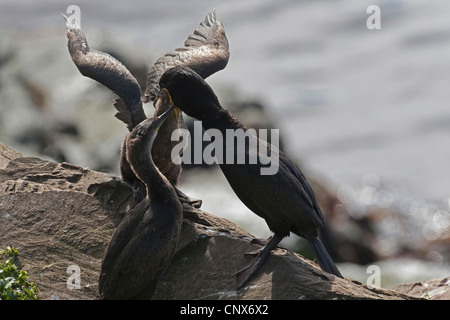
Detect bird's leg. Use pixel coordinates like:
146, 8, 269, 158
243, 237, 272, 256
236, 234, 283, 290
249, 237, 270, 247
174, 186, 202, 208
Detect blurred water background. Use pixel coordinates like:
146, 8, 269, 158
0, 0, 449, 290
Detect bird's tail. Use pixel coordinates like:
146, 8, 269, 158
308, 237, 343, 278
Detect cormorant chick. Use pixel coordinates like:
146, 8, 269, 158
99, 106, 183, 299
159, 66, 343, 289
64, 10, 229, 207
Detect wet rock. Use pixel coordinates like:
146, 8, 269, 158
0, 144, 421, 300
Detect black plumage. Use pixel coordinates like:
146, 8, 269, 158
159, 66, 343, 289
99, 106, 183, 299
64, 11, 229, 204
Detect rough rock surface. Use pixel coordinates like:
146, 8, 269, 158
0, 144, 420, 300
393, 277, 450, 300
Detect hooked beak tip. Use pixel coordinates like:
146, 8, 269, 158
173, 106, 181, 118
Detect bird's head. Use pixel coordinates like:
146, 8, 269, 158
159, 66, 222, 121
128, 105, 177, 150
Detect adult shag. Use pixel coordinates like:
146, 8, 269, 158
99, 106, 183, 299
159, 66, 343, 289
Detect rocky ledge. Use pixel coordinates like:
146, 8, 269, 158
0, 143, 446, 300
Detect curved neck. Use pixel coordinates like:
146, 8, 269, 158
201, 107, 245, 132
127, 131, 176, 203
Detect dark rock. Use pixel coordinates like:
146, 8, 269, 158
0, 143, 425, 300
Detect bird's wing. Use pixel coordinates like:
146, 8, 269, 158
98, 200, 148, 298
100, 201, 180, 299
64, 16, 147, 131
277, 154, 325, 227
279, 154, 324, 218
220, 143, 325, 235
143, 10, 230, 103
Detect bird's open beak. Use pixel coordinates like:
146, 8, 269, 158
172, 105, 181, 118
155, 105, 179, 130
161, 88, 175, 105
161, 88, 181, 117
155, 88, 181, 118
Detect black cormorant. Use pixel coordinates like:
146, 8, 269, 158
64, 11, 229, 205
159, 66, 343, 289
98, 106, 183, 299
145, 9, 229, 182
